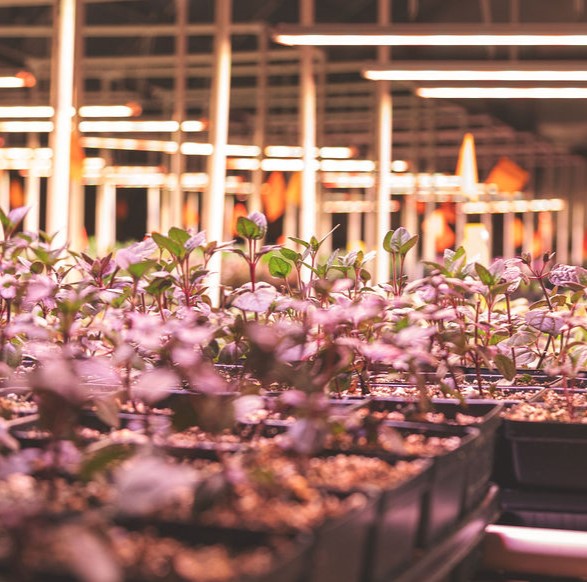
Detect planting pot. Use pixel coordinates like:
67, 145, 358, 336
361, 456, 432, 582
370, 398, 502, 513
499, 488, 587, 531
503, 410, 587, 491
308, 493, 377, 582
383, 422, 479, 548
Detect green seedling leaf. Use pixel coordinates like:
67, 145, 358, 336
152, 232, 184, 259
168, 227, 191, 246
399, 234, 419, 256
127, 259, 157, 279
494, 353, 517, 381
288, 236, 310, 249
236, 216, 263, 240
268, 256, 292, 279
475, 263, 494, 286
280, 247, 300, 262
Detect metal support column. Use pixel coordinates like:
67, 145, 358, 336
96, 179, 116, 255
24, 134, 41, 232
147, 186, 161, 233
203, 0, 232, 304
48, 0, 77, 246
250, 25, 267, 215
299, 0, 317, 245
170, 0, 188, 230
374, 0, 392, 284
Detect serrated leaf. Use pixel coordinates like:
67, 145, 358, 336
152, 232, 183, 259
494, 354, 516, 381
268, 256, 292, 279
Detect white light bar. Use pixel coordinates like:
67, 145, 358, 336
320, 159, 375, 172
0, 104, 142, 119
180, 142, 214, 155
227, 158, 261, 171
264, 145, 304, 158
463, 198, 565, 214
261, 158, 307, 172
0, 72, 35, 88
79, 120, 179, 133
322, 199, 400, 213
78, 103, 142, 118
417, 87, 587, 99
273, 24, 587, 46
363, 61, 587, 81
0, 121, 53, 132
180, 143, 260, 157
264, 145, 355, 159
319, 146, 355, 159
0, 106, 53, 118
82, 136, 178, 153
391, 160, 409, 172
180, 120, 207, 132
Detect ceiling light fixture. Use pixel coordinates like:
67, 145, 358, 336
416, 87, 587, 98
0, 72, 36, 88
363, 61, 587, 81
79, 120, 180, 133
78, 103, 142, 118
273, 23, 587, 46
0, 121, 53, 132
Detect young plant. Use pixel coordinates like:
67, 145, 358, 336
383, 227, 419, 297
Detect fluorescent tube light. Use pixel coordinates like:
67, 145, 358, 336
180, 120, 207, 132
319, 146, 355, 159
78, 103, 142, 118
417, 87, 587, 98
180, 142, 214, 155
363, 61, 587, 81
0, 72, 36, 88
320, 159, 375, 172
0, 121, 53, 132
0, 106, 53, 118
273, 24, 587, 46
82, 136, 178, 153
79, 120, 179, 132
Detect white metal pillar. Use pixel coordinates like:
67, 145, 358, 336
68, 0, 85, 251
374, 0, 392, 284
250, 26, 267, 215
203, 0, 232, 304
96, 179, 116, 255
24, 133, 40, 232
503, 211, 515, 259
147, 186, 161, 233
299, 0, 317, 244
571, 163, 585, 266
0, 171, 9, 213
170, 0, 188, 230
47, 0, 77, 246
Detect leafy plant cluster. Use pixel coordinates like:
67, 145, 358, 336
0, 206, 585, 579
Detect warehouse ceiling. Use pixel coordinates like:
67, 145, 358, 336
2, 0, 587, 181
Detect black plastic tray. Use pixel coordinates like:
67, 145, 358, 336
503, 414, 587, 491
